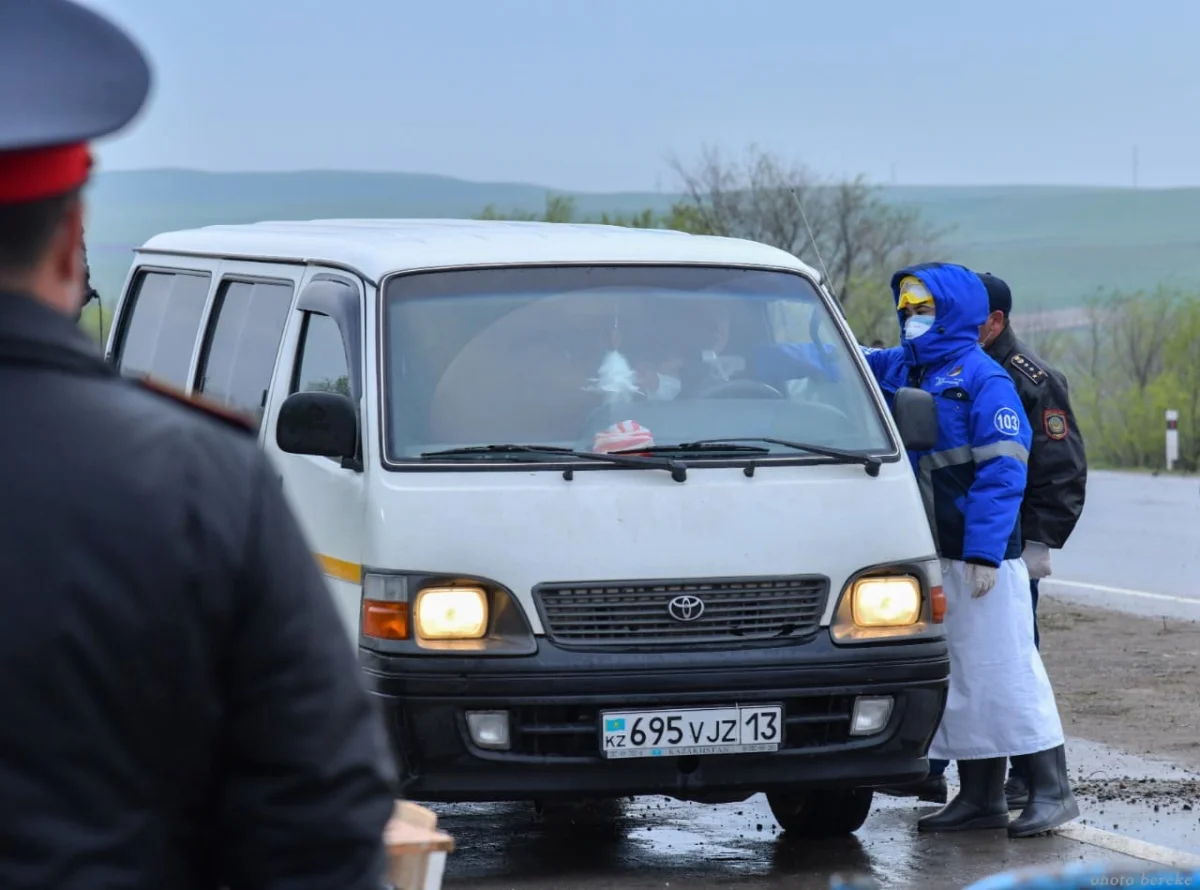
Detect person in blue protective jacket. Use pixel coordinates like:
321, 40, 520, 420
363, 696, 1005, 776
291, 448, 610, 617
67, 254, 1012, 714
861, 262, 1078, 838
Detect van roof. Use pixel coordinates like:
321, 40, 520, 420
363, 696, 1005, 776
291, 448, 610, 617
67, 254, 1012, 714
136, 218, 820, 284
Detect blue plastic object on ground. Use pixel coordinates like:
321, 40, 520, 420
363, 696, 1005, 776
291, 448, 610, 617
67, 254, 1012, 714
962, 862, 1200, 889
828, 863, 1200, 889
828, 875, 880, 890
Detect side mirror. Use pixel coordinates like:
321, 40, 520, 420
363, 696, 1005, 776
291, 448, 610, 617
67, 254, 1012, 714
892, 386, 938, 451
276, 391, 359, 463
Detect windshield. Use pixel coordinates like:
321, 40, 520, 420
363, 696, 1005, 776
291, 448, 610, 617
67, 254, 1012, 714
379, 265, 892, 466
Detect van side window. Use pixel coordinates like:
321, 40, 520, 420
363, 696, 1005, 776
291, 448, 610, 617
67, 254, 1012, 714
293, 311, 351, 398
196, 279, 293, 430
115, 270, 211, 388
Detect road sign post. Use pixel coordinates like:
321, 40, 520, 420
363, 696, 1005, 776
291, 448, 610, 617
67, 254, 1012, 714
1166, 409, 1179, 471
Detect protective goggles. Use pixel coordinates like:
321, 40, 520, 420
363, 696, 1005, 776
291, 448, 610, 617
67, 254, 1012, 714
897, 276, 934, 310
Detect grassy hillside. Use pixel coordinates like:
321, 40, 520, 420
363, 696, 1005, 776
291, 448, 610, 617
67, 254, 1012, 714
82, 170, 1200, 314
885, 185, 1200, 312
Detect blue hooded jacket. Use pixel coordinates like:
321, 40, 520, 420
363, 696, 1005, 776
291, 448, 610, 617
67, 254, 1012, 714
861, 263, 1030, 566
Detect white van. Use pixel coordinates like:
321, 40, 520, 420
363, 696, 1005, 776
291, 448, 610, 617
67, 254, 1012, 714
106, 219, 948, 836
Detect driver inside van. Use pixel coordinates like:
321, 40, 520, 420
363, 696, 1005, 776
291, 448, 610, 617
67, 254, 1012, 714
628, 299, 746, 400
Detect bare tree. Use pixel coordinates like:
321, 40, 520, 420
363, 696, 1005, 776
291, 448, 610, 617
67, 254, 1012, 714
1111, 289, 1174, 393
1014, 307, 1077, 365
666, 145, 944, 310
1067, 295, 1116, 458
476, 146, 944, 345
1064, 288, 1180, 468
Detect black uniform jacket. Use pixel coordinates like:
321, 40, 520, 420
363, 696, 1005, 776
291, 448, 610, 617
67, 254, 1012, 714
0, 291, 395, 889
985, 323, 1087, 549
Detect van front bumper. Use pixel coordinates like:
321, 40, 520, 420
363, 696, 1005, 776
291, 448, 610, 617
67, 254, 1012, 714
361, 633, 949, 803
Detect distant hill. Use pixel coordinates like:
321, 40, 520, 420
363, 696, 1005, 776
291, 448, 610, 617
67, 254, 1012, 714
82, 169, 1200, 314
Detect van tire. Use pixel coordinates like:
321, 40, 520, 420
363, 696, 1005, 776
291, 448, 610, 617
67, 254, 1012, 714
766, 788, 874, 837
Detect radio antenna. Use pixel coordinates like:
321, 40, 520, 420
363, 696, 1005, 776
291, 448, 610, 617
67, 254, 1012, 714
790, 187, 842, 310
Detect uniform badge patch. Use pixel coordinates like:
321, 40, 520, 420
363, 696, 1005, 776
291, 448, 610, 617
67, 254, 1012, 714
1043, 408, 1068, 440
993, 406, 1022, 436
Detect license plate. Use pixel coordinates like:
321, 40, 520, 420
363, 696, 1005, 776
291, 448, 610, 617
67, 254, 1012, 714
600, 705, 783, 759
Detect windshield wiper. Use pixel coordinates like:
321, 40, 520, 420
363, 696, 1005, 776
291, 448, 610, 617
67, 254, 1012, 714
674, 437, 883, 477
418, 444, 688, 482
421, 444, 575, 459
610, 442, 770, 456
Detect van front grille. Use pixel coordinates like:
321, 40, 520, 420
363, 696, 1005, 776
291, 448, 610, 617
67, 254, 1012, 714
533, 575, 829, 648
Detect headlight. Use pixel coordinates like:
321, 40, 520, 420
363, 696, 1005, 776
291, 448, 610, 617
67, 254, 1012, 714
851, 576, 921, 627
414, 586, 488, 640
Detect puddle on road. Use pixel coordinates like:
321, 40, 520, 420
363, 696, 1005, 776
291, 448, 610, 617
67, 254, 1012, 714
434, 791, 1147, 889
429, 737, 1194, 888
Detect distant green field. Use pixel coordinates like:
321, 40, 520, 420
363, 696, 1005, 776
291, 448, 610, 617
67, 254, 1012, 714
81, 170, 1200, 314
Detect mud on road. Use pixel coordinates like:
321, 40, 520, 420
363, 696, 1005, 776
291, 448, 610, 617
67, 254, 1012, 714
1040, 594, 1200, 807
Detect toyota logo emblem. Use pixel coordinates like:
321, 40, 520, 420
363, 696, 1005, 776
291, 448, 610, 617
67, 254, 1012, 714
667, 594, 705, 622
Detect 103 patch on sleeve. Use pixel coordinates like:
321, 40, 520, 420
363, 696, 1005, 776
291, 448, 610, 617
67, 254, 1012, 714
1043, 408, 1068, 440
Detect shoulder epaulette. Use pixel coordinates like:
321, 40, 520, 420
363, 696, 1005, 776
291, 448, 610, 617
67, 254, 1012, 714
1008, 353, 1048, 386
133, 375, 257, 434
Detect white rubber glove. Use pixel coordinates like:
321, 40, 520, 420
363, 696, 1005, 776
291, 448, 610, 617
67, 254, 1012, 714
965, 563, 998, 598
1022, 540, 1052, 579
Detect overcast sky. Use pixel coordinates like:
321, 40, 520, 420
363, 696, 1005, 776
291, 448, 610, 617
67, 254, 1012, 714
81, 0, 1198, 192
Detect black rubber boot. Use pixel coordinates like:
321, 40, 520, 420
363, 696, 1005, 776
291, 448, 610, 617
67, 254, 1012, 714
1005, 755, 1030, 809
917, 758, 1010, 832
876, 775, 947, 803
1008, 744, 1079, 837
1004, 773, 1029, 809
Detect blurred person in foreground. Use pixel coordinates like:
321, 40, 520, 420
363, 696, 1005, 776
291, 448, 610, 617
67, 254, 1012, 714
860, 264, 1078, 837
0, 2, 396, 887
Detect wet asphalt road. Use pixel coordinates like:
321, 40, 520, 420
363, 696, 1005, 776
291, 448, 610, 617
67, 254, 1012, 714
432, 736, 1200, 888
1046, 470, 1200, 619
423, 471, 1200, 889
433, 775, 1148, 889
436, 796, 1115, 889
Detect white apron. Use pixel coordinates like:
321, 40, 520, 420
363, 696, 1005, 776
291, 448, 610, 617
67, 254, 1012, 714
927, 557, 1065, 761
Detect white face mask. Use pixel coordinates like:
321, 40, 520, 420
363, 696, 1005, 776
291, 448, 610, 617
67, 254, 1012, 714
652, 372, 682, 401
904, 315, 935, 340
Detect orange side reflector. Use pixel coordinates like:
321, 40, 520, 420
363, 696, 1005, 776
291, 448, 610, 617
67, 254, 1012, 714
362, 600, 409, 640
930, 586, 946, 624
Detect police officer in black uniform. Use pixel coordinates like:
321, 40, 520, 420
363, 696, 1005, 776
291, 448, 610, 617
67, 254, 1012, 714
0, 2, 396, 887
977, 271, 1087, 808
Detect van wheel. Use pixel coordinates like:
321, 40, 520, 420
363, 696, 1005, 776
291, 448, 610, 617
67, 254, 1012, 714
766, 788, 874, 837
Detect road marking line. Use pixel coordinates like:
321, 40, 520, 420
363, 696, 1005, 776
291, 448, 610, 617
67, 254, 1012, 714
1043, 578, 1200, 607
1055, 822, 1200, 869
943, 783, 1200, 868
